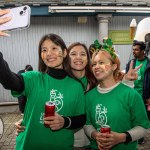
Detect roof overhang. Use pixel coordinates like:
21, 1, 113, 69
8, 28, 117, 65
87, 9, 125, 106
48, 6, 150, 14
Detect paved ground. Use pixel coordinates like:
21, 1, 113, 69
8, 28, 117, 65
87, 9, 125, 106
0, 113, 22, 150
0, 112, 150, 150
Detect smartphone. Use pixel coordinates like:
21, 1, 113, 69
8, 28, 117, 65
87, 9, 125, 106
0, 5, 31, 31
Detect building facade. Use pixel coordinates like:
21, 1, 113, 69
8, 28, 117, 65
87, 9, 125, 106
0, 0, 149, 102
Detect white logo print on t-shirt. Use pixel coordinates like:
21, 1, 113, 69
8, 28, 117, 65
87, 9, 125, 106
49, 89, 64, 112
40, 89, 64, 124
95, 104, 108, 128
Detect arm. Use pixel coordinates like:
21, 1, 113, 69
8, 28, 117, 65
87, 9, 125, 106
44, 113, 86, 130
127, 126, 147, 141
16, 113, 86, 135
84, 125, 146, 149
125, 60, 130, 73
83, 124, 97, 139
0, 9, 24, 91
15, 119, 25, 136
63, 114, 86, 129
124, 60, 142, 82
143, 63, 150, 102
0, 52, 24, 92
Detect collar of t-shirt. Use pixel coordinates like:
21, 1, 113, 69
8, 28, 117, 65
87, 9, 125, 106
97, 82, 120, 94
47, 67, 67, 79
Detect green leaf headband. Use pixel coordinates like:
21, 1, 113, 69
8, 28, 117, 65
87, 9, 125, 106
90, 38, 117, 59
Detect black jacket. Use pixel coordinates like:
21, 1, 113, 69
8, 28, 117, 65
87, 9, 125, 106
126, 56, 150, 101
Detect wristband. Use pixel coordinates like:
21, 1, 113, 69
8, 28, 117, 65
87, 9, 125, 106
124, 132, 132, 144
63, 116, 71, 128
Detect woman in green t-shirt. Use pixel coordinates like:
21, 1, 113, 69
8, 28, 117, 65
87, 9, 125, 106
15, 42, 97, 150
67, 42, 97, 92
84, 39, 150, 150
67, 42, 97, 150
0, 32, 86, 150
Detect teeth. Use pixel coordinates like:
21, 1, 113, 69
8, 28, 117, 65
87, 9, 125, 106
47, 58, 55, 62
95, 70, 102, 74
95, 72, 100, 75
74, 62, 82, 65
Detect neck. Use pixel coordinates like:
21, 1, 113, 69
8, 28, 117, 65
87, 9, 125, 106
47, 67, 67, 79
71, 69, 85, 79
137, 56, 145, 61
99, 77, 117, 88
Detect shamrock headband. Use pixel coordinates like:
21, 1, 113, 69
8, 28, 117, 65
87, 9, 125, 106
90, 38, 117, 60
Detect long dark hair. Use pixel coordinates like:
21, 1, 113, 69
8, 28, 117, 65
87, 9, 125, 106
38, 34, 84, 87
66, 42, 97, 91
38, 33, 67, 72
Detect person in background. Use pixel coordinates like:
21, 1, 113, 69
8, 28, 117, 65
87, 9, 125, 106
0, 32, 86, 150
17, 65, 33, 115
126, 40, 150, 144
84, 39, 150, 150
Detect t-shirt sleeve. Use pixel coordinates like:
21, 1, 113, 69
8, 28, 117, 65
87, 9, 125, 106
130, 90, 150, 129
11, 71, 36, 98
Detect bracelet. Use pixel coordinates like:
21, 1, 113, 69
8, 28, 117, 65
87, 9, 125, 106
65, 117, 71, 128
63, 116, 71, 128
124, 132, 132, 144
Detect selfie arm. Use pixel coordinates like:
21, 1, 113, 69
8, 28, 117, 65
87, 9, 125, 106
63, 114, 86, 129
0, 52, 24, 92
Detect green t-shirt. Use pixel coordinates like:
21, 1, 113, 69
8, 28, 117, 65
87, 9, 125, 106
85, 83, 150, 150
79, 76, 88, 91
12, 71, 85, 150
134, 59, 147, 96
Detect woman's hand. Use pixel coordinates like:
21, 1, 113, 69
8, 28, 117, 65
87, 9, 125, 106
0, 9, 11, 36
95, 131, 126, 150
124, 60, 142, 81
15, 119, 25, 136
44, 112, 65, 130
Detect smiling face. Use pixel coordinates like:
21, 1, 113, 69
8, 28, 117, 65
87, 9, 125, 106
92, 51, 117, 82
69, 45, 88, 71
41, 39, 66, 69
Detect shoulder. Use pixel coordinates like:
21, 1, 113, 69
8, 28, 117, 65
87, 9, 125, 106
127, 59, 135, 64
66, 76, 83, 88
21, 71, 45, 79
119, 82, 134, 91
85, 86, 97, 96
119, 83, 141, 97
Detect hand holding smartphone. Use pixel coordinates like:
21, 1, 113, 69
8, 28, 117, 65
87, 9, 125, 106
0, 5, 31, 31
